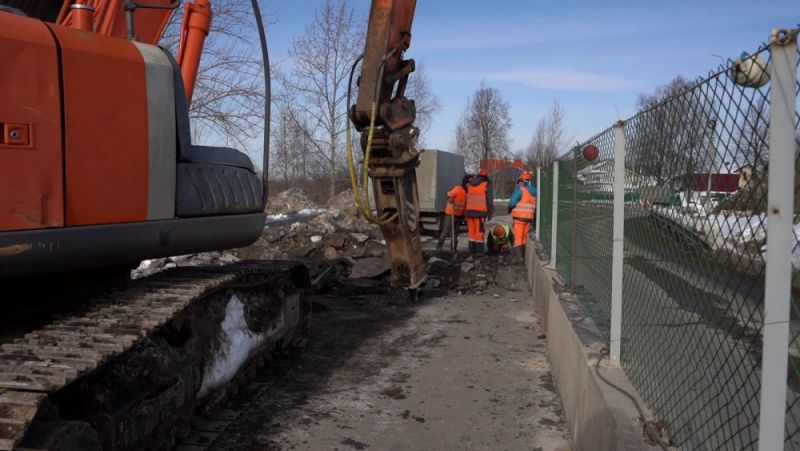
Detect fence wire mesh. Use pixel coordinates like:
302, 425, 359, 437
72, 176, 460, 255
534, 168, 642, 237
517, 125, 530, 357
539, 167, 552, 256
554, 132, 616, 339
535, 33, 800, 449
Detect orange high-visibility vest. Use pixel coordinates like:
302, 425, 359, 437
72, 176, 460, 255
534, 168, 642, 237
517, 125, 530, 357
466, 181, 488, 213
511, 187, 536, 221
445, 186, 467, 216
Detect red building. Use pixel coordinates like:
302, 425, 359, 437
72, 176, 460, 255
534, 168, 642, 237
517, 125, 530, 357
480, 159, 524, 173
689, 173, 741, 193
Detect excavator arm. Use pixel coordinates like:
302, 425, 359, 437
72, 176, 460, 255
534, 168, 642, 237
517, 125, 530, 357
350, 0, 426, 289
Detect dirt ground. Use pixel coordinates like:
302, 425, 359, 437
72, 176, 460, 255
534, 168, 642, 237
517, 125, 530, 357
201, 239, 571, 451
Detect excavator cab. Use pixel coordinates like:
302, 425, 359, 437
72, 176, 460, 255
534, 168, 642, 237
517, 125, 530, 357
0, 1, 265, 279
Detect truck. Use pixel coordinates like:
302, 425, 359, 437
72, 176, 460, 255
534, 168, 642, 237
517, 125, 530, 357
416, 149, 466, 234
367, 149, 465, 234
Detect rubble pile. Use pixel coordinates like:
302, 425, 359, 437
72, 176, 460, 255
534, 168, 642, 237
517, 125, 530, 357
310, 189, 379, 234
239, 189, 384, 267
133, 188, 385, 279
133, 187, 504, 298
266, 187, 319, 213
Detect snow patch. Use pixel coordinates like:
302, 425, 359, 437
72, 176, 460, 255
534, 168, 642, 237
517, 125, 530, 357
761, 224, 800, 270
199, 295, 266, 399
650, 206, 800, 270
298, 208, 325, 215
267, 213, 288, 220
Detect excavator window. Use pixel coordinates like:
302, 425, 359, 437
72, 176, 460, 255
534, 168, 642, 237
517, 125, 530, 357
0, 0, 62, 21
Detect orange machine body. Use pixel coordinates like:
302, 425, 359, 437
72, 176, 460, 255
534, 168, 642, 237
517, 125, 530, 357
54, 24, 151, 225
0, 2, 265, 278
0, 12, 64, 231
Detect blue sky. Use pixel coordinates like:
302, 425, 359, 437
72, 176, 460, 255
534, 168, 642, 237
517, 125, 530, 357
265, 0, 797, 153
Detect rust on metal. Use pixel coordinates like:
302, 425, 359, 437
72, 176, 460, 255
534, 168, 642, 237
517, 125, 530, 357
0, 244, 31, 257
350, 0, 425, 288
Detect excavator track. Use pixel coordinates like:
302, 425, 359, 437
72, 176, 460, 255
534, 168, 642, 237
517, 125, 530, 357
0, 260, 310, 451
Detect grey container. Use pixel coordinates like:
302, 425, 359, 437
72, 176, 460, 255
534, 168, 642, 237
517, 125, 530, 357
416, 149, 465, 213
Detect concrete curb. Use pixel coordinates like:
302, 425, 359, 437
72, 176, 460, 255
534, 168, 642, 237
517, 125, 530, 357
525, 241, 664, 451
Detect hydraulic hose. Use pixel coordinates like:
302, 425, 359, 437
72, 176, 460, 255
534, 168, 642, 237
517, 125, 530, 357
250, 0, 270, 210
345, 51, 399, 225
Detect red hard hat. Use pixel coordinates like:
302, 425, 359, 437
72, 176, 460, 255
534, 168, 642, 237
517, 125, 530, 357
478, 168, 489, 176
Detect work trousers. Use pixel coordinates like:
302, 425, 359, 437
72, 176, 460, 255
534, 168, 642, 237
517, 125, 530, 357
438, 215, 463, 247
513, 219, 532, 247
466, 217, 486, 242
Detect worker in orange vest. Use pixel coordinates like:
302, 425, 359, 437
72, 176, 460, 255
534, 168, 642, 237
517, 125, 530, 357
465, 168, 494, 253
508, 170, 537, 261
437, 174, 473, 250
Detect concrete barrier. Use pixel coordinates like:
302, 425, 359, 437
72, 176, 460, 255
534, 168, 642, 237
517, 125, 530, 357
525, 241, 662, 451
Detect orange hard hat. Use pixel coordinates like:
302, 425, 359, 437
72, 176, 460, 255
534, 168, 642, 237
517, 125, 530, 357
492, 224, 506, 238
478, 168, 489, 176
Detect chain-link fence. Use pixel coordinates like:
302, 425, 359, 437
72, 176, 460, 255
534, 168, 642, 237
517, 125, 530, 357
538, 166, 553, 256
536, 30, 799, 449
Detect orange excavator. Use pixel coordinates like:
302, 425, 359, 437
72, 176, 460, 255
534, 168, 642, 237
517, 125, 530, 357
0, 0, 423, 286
0, 1, 423, 449
0, 0, 265, 278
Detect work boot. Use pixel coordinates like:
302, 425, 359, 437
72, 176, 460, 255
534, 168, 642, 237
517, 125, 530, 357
513, 246, 525, 265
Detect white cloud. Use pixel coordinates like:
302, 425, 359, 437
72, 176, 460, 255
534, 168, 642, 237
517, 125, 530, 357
428, 67, 641, 93
486, 68, 641, 92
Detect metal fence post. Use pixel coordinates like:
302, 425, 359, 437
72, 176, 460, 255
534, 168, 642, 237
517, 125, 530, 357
758, 29, 798, 451
548, 161, 559, 269
610, 121, 626, 366
535, 167, 541, 240
571, 154, 578, 290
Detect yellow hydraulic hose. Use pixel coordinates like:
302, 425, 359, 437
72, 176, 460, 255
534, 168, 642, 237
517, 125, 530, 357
346, 101, 398, 225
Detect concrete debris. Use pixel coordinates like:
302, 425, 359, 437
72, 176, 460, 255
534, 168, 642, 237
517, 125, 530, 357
134, 188, 502, 298
132, 251, 240, 279
323, 246, 339, 260
349, 257, 391, 279
266, 187, 318, 213
236, 188, 388, 272
350, 233, 369, 243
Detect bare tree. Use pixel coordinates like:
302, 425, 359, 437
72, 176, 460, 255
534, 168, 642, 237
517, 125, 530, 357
454, 82, 512, 166
278, 0, 363, 198
630, 76, 714, 184
453, 116, 472, 167
272, 106, 293, 183
161, 1, 267, 151
738, 96, 769, 173
525, 100, 567, 168
405, 62, 442, 144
